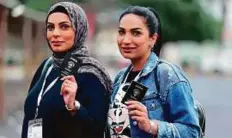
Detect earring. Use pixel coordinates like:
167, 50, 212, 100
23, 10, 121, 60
150, 44, 154, 51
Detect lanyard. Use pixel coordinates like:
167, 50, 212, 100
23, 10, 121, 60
113, 68, 142, 106
34, 65, 59, 118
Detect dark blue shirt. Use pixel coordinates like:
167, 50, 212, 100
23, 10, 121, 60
22, 59, 109, 138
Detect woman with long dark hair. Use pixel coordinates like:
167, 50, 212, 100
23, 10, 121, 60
107, 6, 200, 138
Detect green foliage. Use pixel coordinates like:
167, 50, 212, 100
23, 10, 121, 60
24, 0, 88, 12
25, 0, 53, 12
119, 0, 222, 43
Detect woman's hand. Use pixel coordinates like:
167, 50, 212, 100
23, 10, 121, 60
60, 75, 78, 110
126, 100, 158, 135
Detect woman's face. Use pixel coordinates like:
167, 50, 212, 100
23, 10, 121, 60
117, 14, 156, 60
46, 12, 75, 53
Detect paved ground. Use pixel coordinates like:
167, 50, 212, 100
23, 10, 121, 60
0, 80, 26, 138
190, 76, 232, 138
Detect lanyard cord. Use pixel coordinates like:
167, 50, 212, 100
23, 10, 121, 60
113, 68, 143, 105
34, 65, 59, 118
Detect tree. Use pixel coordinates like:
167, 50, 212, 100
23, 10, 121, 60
220, 0, 228, 47
21, 0, 88, 12
119, 0, 221, 44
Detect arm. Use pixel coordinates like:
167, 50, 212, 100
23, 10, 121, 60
157, 81, 200, 138
73, 73, 109, 137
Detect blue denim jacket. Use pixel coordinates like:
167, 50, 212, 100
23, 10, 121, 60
110, 52, 200, 138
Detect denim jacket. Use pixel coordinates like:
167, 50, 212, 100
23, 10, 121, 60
110, 52, 200, 138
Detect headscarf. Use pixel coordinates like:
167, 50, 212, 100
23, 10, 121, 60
46, 2, 112, 92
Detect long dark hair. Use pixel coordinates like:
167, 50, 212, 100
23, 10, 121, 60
119, 6, 162, 56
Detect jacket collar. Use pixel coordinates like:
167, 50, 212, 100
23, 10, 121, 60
140, 52, 159, 77
122, 52, 159, 81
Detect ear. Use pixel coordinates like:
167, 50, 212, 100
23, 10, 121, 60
149, 33, 158, 47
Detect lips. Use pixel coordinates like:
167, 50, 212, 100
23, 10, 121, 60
51, 41, 64, 46
121, 47, 136, 53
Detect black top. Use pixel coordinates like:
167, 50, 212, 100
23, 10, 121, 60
21, 59, 109, 138
126, 70, 141, 83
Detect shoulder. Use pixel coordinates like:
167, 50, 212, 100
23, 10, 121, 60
157, 59, 190, 88
113, 67, 127, 84
77, 73, 104, 88
77, 73, 108, 94
78, 72, 100, 82
34, 57, 52, 76
155, 60, 193, 102
28, 57, 52, 91
39, 57, 52, 69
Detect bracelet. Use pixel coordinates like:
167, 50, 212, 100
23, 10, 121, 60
65, 100, 80, 111
65, 104, 74, 111
148, 120, 155, 134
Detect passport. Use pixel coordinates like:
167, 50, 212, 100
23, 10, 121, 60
122, 80, 148, 104
59, 53, 81, 77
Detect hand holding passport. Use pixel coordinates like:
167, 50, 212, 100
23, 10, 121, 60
122, 81, 148, 104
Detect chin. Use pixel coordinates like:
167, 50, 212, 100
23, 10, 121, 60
121, 53, 135, 60
51, 47, 66, 53
52, 48, 63, 53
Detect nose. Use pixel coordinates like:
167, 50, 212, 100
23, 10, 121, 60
122, 34, 132, 44
52, 28, 61, 37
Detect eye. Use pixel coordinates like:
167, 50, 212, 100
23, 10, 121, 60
47, 24, 54, 31
118, 29, 125, 35
131, 31, 141, 36
60, 24, 71, 30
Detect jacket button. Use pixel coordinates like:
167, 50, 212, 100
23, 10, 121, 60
151, 103, 156, 109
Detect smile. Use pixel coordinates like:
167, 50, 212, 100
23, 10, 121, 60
122, 47, 136, 53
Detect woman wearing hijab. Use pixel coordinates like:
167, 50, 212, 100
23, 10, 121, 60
107, 6, 200, 138
21, 2, 112, 138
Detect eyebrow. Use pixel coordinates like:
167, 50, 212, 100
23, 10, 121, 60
47, 21, 71, 25
119, 27, 142, 31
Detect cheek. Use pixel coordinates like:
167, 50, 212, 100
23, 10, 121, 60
117, 36, 122, 46
63, 31, 75, 46
46, 32, 52, 41
135, 36, 146, 45
135, 37, 150, 52
117, 36, 124, 52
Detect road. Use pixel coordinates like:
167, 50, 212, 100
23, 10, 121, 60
190, 76, 232, 138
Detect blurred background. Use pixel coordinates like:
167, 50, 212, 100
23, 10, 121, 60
0, 0, 231, 137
